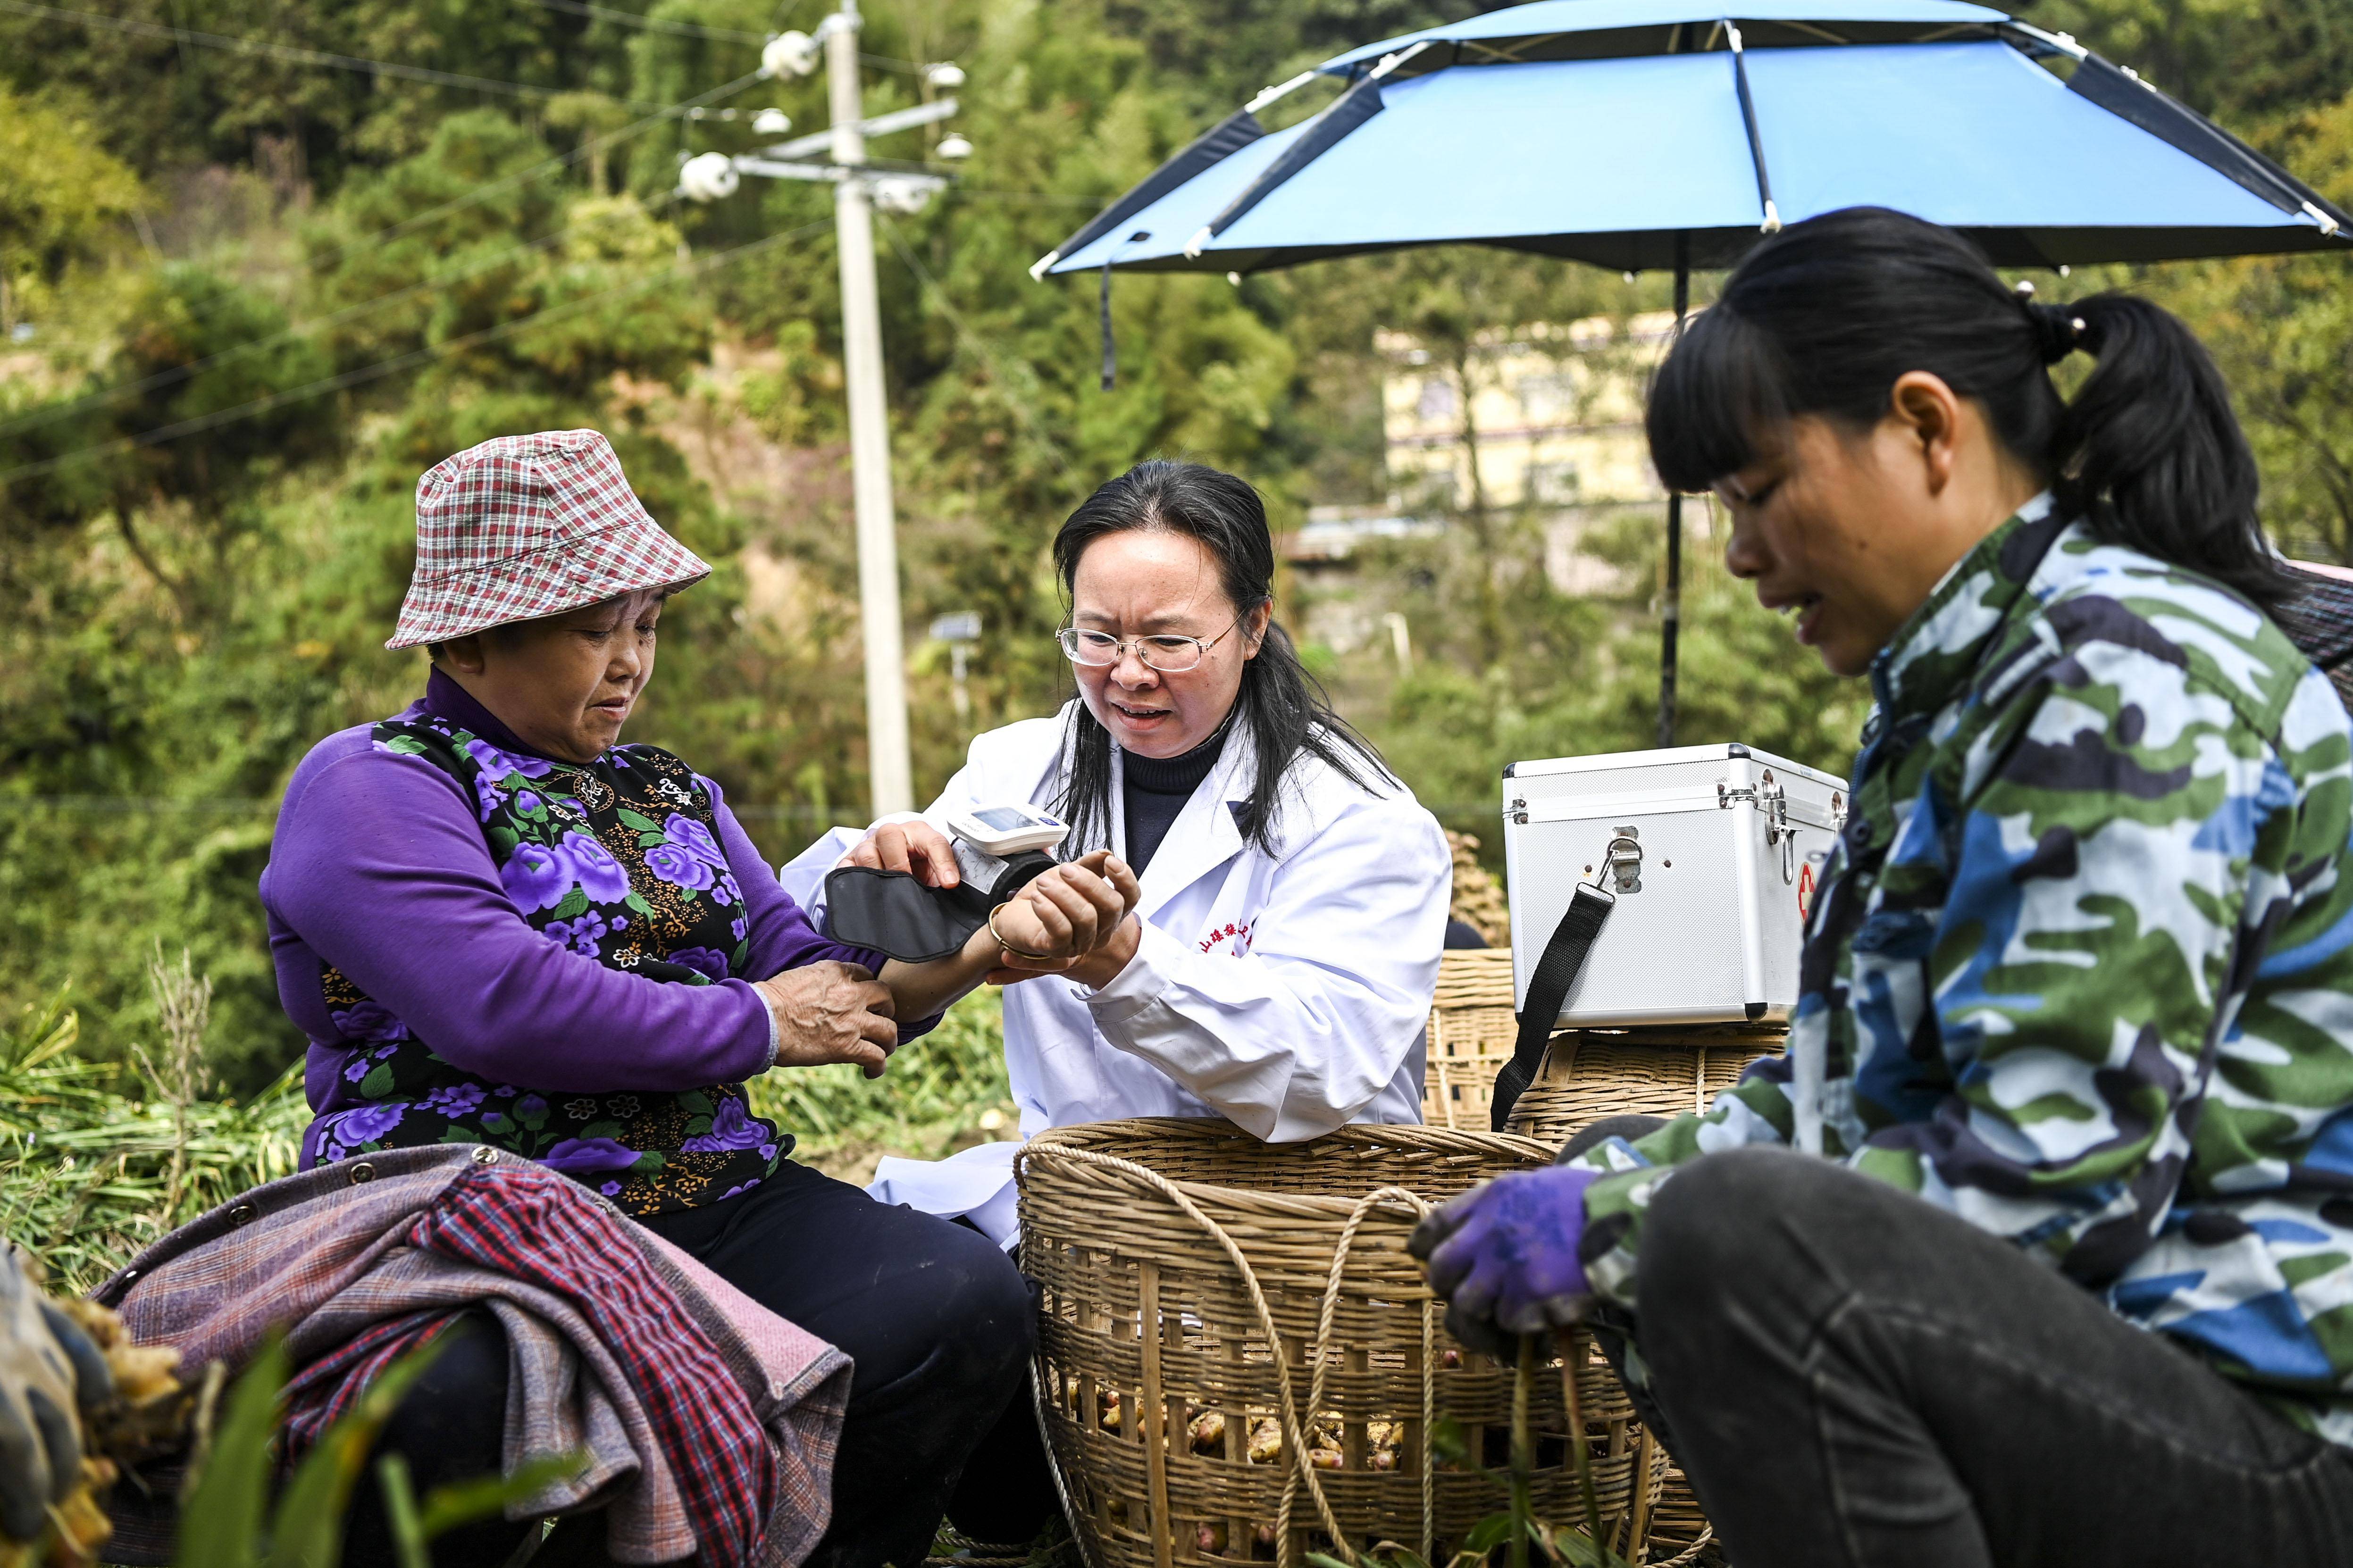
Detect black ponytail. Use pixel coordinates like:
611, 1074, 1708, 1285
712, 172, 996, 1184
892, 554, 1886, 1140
1647, 207, 2290, 610
1049, 460, 1395, 857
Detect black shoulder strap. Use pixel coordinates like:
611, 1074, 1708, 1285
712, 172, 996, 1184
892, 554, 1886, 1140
1490, 884, 1615, 1133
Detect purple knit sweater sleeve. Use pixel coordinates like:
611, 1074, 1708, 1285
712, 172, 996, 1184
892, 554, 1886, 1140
266, 742, 777, 1094
703, 777, 943, 1042
703, 775, 878, 980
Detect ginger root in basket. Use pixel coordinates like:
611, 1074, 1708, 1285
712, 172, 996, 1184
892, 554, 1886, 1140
1189, 1409, 1225, 1453
1199, 1520, 1279, 1560
1447, 832, 1509, 946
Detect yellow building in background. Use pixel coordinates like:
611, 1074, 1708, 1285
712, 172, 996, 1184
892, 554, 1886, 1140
1377, 310, 1678, 522
1287, 310, 1691, 657
1289, 312, 1713, 663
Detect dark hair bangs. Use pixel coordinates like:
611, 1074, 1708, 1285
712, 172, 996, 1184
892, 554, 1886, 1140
1645, 304, 1793, 495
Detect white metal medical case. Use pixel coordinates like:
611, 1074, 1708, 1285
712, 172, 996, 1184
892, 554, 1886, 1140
1501, 743, 1848, 1027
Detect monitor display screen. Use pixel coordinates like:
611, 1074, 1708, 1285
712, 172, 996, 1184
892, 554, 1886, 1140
973, 805, 1038, 832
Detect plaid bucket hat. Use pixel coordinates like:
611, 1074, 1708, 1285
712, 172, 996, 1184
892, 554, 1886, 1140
385, 429, 711, 650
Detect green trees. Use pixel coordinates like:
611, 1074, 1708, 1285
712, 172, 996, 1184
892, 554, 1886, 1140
2, 0, 2352, 1097
0, 86, 143, 337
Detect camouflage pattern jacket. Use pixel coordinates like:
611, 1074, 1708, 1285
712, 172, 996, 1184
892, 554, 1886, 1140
1574, 498, 2353, 1440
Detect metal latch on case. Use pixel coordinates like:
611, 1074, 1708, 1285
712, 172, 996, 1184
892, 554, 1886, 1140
1722, 769, 1800, 884
1718, 771, 1791, 842
1600, 825, 1642, 894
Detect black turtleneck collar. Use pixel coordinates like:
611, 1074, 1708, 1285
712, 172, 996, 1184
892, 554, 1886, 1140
1120, 722, 1230, 875
1122, 725, 1228, 795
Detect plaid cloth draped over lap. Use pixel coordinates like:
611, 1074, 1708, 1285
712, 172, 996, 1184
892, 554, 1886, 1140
92, 1144, 852, 1568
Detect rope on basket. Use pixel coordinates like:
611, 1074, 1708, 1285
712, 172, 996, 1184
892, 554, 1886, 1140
1652, 1527, 1716, 1567
1273, 1185, 1436, 1567
1017, 1143, 1431, 1562
1030, 1357, 1108, 1568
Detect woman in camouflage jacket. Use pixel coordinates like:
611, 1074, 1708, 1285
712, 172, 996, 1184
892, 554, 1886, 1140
1414, 209, 2353, 1567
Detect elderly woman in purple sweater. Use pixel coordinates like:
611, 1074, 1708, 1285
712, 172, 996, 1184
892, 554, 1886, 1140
262, 431, 1137, 1568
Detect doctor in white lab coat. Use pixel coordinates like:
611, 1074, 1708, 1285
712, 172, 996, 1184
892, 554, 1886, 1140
784, 459, 1450, 1186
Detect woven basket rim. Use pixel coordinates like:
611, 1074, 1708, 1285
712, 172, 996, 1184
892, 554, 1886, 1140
1019, 1117, 1555, 1221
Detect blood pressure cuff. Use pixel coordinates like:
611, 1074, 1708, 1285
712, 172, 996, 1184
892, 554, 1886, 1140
822, 849, 1057, 963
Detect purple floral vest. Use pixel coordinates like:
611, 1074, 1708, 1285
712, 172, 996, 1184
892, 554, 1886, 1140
309, 713, 783, 1216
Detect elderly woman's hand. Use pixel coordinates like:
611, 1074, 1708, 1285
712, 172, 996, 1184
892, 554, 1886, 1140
846, 819, 964, 888
753, 960, 900, 1079
988, 851, 1144, 989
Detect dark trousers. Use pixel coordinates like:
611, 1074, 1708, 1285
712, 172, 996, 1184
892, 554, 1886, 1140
349, 1159, 1049, 1568
1560, 1118, 2353, 1567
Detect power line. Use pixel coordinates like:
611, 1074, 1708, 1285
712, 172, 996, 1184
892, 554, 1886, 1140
512, 0, 766, 45
0, 194, 680, 442
0, 218, 831, 487
7, 183, 1077, 432
504, 0, 929, 74
0, 0, 670, 108
943, 190, 1106, 208
875, 213, 1068, 477
166, 68, 765, 325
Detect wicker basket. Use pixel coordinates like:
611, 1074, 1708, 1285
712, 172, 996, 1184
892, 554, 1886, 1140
1499, 1026, 1779, 1568
1421, 950, 1520, 1130
1422, 953, 1774, 1568
1422, 950, 1784, 1146
1017, 1119, 1689, 1568
1501, 1031, 1786, 1146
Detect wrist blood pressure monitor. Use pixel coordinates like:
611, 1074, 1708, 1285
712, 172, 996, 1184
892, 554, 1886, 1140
948, 803, 1069, 857
823, 803, 1068, 963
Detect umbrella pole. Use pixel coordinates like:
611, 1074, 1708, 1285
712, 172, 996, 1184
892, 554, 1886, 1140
1657, 238, 1690, 748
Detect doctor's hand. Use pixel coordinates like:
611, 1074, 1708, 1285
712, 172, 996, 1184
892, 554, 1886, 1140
754, 960, 900, 1079
845, 819, 963, 888
987, 851, 1142, 989
1406, 1167, 1600, 1359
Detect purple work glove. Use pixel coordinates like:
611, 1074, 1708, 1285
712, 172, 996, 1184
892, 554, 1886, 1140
1407, 1166, 1599, 1358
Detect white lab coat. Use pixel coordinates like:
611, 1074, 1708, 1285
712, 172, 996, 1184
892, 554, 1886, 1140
780, 703, 1450, 1159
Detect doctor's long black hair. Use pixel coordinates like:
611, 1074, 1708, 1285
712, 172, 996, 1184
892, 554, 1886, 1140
1646, 206, 2294, 611
1051, 460, 1396, 858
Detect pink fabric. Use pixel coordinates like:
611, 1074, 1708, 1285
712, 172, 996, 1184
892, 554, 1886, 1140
640, 1233, 846, 1412
94, 1146, 850, 1568
387, 429, 710, 648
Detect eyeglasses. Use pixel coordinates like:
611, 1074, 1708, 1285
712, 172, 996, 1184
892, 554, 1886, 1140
1056, 618, 1241, 674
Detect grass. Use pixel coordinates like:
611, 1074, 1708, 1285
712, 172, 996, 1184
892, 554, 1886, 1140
1, 977, 1015, 1295
1, 980, 308, 1295
5, 978, 1633, 1568
747, 987, 1020, 1186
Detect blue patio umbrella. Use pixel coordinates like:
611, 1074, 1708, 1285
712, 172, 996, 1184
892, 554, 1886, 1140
1032, 0, 2352, 741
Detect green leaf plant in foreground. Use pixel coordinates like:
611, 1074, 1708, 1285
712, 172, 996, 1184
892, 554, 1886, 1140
1306, 1334, 1634, 1568
176, 1330, 584, 1568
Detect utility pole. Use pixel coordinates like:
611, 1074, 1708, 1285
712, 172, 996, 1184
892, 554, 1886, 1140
680, 20, 967, 819
826, 2, 913, 817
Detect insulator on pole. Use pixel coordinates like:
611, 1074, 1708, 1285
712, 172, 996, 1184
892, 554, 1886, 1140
678, 151, 740, 202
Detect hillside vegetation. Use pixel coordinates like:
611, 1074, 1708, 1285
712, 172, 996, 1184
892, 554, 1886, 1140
3, 0, 2351, 1200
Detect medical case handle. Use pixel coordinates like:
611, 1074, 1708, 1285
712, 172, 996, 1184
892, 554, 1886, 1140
1489, 879, 1616, 1133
